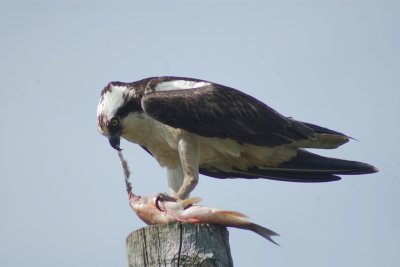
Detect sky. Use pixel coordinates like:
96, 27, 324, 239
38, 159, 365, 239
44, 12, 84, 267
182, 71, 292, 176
0, 1, 399, 266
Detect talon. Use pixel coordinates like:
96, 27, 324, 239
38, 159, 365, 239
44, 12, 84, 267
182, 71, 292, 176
155, 193, 177, 212
155, 194, 165, 212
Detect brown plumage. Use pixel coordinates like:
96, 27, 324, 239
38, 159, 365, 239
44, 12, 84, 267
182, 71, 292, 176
98, 76, 377, 199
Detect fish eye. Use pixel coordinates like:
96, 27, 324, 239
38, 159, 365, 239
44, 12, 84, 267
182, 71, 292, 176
110, 117, 120, 127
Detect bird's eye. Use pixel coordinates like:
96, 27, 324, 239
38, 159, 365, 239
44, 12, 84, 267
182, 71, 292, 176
110, 117, 120, 127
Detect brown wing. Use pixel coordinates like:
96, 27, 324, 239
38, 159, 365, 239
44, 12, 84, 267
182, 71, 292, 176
142, 83, 316, 147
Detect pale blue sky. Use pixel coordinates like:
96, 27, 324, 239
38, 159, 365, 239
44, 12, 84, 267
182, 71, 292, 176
0, 1, 399, 266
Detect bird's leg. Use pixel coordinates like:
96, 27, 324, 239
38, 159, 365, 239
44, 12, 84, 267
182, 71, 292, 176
167, 165, 185, 197
174, 133, 200, 200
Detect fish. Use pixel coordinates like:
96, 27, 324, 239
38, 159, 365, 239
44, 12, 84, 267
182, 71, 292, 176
118, 151, 279, 245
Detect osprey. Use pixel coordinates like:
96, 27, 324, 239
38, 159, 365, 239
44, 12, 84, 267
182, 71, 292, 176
97, 76, 377, 199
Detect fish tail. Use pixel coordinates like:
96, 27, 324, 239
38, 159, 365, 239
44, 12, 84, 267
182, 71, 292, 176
249, 223, 280, 245
215, 210, 280, 245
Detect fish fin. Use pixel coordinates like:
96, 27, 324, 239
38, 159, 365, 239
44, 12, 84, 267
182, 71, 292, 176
215, 210, 248, 218
185, 217, 201, 223
180, 197, 202, 209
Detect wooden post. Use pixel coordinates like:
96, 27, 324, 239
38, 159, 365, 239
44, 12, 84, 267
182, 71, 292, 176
126, 222, 234, 267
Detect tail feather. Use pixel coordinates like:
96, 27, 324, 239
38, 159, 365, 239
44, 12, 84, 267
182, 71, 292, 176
278, 150, 378, 174
249, 150, 377, 182
200, 150, 377, 183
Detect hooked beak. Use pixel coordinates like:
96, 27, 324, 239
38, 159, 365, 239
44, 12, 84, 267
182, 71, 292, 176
108, 134, 122, 151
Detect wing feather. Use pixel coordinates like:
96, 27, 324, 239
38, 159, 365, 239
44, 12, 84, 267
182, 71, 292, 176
142, 83, 316, 147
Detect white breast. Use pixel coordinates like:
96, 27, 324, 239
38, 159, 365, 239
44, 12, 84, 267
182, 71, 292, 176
121, 112, 182, 167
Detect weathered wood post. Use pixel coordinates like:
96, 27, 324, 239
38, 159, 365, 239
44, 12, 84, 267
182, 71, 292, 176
126, 222, 233, 267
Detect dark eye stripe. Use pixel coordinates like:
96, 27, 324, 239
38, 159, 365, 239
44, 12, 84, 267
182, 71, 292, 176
115, 99, 143, 119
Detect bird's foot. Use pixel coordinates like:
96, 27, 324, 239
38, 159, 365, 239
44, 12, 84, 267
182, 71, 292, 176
173, 190, 191, 201
155, 193, 177, 212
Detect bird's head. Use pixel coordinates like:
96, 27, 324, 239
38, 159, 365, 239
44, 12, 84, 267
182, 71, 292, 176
97, 81, 143, 150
